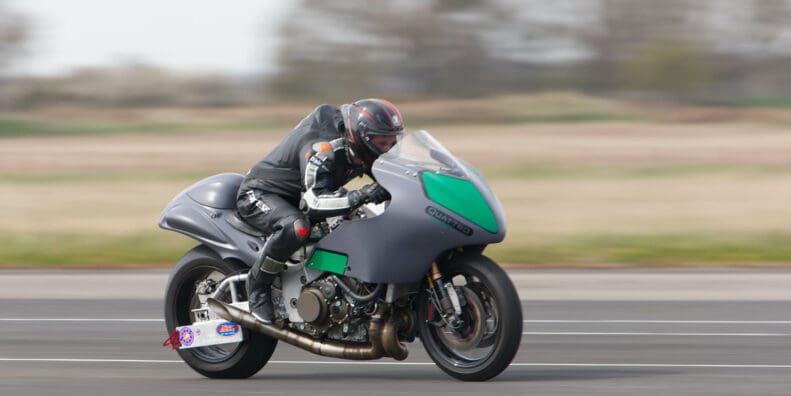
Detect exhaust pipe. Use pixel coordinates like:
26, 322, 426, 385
208, 298, 395, 360
382, 319, 409, 361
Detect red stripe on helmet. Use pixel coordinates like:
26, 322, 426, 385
377, 99, 402, 128
374, 99, 395, 128
343, 104, 372, 166
356, 105, 378, 124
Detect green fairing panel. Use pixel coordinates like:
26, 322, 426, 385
421, 172, 499, 234
312, 130, 505, 284
307, 249, 348, 275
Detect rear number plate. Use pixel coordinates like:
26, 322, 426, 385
176, 320, 244, 349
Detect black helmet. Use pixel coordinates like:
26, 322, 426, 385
340, 98, 404, 165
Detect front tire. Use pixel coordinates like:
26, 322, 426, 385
164, 245, 277, 378
417, 253, 522, 381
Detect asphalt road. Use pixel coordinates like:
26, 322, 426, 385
1, 269, 791, 395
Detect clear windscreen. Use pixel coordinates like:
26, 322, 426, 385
372, 130, 503, 237
383, 130, 466, 177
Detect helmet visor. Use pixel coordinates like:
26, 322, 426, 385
364, 131, 402, 156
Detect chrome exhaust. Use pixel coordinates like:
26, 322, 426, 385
208, 298, 401, 360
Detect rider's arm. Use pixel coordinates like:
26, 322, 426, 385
299, 139, 355, 218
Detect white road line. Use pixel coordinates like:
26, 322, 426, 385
524, 320, 791, 324
2, 358, 791, 369
270, 361, 791, 368
522, 332, 791, 336
0, 358, 182, 363
2, 318, 790, 324
518, 363, 791, 368
2, 318, 789, 337
0, 318, 163, 322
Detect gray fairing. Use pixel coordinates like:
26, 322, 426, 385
313, 131, 507, 284
159, 131, 506, 284
158, 173, 263, 266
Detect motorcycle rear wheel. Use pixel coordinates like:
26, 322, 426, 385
164, 245, 277, 378
417, 252, 522, 381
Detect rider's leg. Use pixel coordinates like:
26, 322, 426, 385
237, 191, 310, 322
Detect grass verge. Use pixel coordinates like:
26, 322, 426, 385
488, 232, 791, 267
731, 97, 791, 108
0, 232, 196, 268
0, 118, 287, 138
2, 231, 791, 268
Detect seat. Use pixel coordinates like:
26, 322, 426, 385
225, 212, 267, 237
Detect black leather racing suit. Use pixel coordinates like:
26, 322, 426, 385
236, 104, 365, 262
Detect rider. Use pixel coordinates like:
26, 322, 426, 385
237, 99, 404, 323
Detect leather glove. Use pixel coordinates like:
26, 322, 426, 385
347, 183, 390, 208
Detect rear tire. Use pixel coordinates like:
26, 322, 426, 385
417, 253, 522, 381
164, 245, 277, 378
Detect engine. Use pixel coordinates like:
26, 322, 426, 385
290, 276, 379, 343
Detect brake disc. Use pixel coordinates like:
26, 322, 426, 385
436, 287, 486, 351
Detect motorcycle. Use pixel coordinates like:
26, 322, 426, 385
159, 130, 522, 381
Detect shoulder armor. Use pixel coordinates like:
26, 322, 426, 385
312, 141, 333, 153
311, 141, 335, 161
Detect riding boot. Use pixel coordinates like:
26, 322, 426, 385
246, 255, 284, 323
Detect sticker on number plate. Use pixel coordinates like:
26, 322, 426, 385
176, 320, 244, 349
216, 322, 240, 337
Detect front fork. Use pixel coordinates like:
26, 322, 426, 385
426, 263, 467, 328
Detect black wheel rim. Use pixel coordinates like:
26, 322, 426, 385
424, 272, 501, 368
175, 264, 244, 363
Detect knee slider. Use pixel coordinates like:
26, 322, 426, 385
265, 214, 310, 261
292, 217, 310, 241
275, 215, 310, 244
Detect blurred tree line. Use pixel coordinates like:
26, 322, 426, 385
2, 0, 791, 108
0, 0, 27, 72
0, 64, 264, 108
271, 0, 791, 103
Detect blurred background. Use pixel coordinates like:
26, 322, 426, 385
2, 0, 791, 268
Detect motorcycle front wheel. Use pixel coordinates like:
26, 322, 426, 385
417, 252, 522, 381
164, 245, 277, 378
